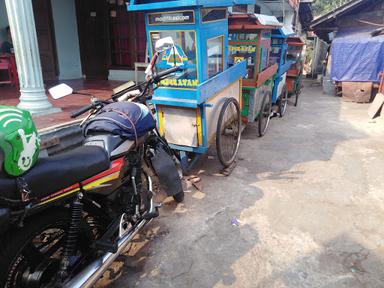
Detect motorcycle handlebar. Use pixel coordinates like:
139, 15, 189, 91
71, 66, 181, 118
153, 66, 181, 83
70, 103, 96, 118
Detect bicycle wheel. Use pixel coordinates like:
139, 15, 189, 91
216, 98, 241, 167
258, 92, 272, 137
278, 84, 288, 117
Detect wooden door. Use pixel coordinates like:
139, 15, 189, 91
32, 0, 58, 81
76, 0, 108, 79
109, 8, 146, 69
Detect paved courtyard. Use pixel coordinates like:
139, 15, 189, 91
99, 80, 384, 288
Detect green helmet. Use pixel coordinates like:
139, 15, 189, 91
0, 106, 40, 177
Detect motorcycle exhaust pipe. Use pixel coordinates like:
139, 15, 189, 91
64, 218, 149, 288
64, 176, 155, 288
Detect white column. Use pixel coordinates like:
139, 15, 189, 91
5, 0, 60, 115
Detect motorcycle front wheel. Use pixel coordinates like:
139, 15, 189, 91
0, 208, 96, 288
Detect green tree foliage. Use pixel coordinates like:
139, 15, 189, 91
313, 0, 351, 16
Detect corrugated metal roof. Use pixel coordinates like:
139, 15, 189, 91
253, 14, 282, 27
282, 26, 295, 36
311, 0, 369, 28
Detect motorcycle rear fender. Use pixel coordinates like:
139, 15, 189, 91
150, 145, 183, 196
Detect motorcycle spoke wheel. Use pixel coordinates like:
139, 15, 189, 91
0, 210, 95, 288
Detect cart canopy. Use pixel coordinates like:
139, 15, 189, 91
287, 36, 305, 47
128, 0, 256, 11
253, 14, 281, 27
331, 27, 384, 83
272, 26, 295, 39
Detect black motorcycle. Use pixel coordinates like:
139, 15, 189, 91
0, 41, 183, 288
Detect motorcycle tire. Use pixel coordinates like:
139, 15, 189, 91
0, 208, 95, 288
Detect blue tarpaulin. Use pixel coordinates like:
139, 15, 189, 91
331, 27, 384, 83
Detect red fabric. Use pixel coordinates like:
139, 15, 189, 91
0, 55, 12, 85
110, 9, 146, 67
9, 54, 19, 89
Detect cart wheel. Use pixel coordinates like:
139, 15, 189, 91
294, 77, 302, 107
278, 85, 288, 117
258, 92, 272, 137
216, 98, 241, 168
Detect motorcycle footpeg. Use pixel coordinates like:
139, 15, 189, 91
95, 240, 118, 254
142, 208, 159, 220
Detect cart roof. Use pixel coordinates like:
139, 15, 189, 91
287, 36, 305, 46
128, 0, 256, 11
229, 13, 282, 30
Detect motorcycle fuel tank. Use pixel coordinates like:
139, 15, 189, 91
84, 134, 134, 159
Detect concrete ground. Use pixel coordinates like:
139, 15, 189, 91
100, 80, 384, 288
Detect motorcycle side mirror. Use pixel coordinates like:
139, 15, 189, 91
155, 37, 174, 53
49, 83, 73, 99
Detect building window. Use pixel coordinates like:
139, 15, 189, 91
207, 36, 224, 78
108, 2, 146, 69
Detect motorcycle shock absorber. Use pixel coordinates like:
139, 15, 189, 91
59, 192, 84, 279
130, 166, 141, 217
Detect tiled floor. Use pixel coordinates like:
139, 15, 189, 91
0, 80, 123, 130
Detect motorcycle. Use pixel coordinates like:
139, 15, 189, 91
0, 38, 183, 288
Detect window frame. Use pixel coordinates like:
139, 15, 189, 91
201, 8, 228, 24
206, 35, 225, 79
149, 30, 199, 89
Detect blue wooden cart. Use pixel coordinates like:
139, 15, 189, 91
269, 26, 295, 117
128, 0, 254, 170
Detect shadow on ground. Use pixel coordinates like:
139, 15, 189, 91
95, 80, 383, 288
257, 233, 384, 288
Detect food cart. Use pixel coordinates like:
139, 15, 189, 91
128, 0, 254, 169
286, 36, 305, 107
228, 13, 281, 136
270, 26, 295, 117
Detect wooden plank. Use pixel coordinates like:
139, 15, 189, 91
368, 93, 384, 119
256, 63, 278, 87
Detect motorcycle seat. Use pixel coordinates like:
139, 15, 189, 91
0, 146, 110, 201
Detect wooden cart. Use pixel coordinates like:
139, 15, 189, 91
286, 36, 305, 107
228, 13, 281, 136
270, 26, 295, 117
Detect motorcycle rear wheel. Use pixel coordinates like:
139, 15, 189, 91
0, 208, 96, 288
